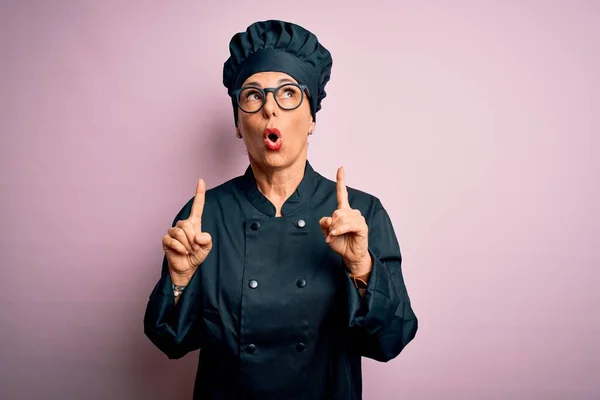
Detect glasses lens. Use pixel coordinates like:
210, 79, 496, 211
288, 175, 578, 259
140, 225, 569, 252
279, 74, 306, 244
276, 84, 303, 110
238, 88, 265, 112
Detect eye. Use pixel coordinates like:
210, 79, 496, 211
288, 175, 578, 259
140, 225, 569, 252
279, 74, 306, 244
241, 88, 263, 102
279, 86, 299, 98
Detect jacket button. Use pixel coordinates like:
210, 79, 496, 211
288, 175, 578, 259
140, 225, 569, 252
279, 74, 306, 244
296, 219, 306, 228
248, 279, 258, 289
296, 279, 306, 288
295, 342, 306, 352
246, 344, 256, 353
250, 221, 261, 230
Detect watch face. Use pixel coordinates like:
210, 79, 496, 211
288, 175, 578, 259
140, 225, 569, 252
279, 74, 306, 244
172, 284, 186, 297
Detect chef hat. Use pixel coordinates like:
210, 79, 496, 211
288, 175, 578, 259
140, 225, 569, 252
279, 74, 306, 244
223, 20, 333, 126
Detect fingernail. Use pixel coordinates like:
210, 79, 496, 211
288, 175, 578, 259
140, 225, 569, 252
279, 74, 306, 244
330, 229, 336, 235
325, 236, 331, 243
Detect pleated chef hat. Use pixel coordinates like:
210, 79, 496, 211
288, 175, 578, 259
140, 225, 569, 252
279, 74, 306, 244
223, 20, 333, 125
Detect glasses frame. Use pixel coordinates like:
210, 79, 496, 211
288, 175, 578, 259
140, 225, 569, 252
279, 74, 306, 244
233, 83, 309, 114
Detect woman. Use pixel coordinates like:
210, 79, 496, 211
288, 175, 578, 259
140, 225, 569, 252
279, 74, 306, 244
144, 20, 418, 399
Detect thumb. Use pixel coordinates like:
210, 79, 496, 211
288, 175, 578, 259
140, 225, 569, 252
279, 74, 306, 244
319, 217, 332, 238
194, 232, 212, 247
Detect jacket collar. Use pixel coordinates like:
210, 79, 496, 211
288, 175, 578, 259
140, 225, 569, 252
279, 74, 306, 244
241, 160, 318, 217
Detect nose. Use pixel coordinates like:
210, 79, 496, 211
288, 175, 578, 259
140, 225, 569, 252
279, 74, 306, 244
262, 91, 279, 118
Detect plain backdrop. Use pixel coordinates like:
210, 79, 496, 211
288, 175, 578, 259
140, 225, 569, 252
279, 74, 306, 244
1, 1, 598, 399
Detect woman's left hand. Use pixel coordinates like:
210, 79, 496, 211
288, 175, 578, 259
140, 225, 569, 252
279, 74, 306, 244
319, 167, 372, 276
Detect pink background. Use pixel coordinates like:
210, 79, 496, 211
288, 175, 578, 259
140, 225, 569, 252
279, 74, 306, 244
1, 1, 599, 399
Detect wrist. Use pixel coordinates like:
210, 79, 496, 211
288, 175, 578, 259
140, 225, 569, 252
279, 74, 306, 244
169, 270, 194, 287
345, 253, 372, 276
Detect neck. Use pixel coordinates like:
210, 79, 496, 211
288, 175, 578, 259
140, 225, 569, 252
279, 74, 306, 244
249, 156, 307, 216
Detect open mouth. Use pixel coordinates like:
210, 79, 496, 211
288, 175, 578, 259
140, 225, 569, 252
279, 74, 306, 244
264, 128, 283, 150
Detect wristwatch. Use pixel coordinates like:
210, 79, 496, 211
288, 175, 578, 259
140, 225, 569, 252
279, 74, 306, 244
172, 284, 186, 298
349, 272, 369, 289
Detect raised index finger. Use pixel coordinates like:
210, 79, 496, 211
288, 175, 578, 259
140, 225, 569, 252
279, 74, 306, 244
189, 178, 206, 226
336, 166, 350, 209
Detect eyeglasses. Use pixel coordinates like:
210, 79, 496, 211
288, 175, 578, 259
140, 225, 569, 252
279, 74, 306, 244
233, 83, 309, 114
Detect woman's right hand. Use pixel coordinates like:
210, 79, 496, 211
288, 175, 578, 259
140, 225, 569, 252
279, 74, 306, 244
162, 178, 212, 285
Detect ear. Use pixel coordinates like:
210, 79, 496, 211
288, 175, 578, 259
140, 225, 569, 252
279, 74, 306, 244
308, 120, 316, 135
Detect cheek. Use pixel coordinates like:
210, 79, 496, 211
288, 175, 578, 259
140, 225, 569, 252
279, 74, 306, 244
237, 114, 259, 136
290, 104, 313, 131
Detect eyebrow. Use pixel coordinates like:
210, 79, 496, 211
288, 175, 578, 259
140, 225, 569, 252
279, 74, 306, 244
243, 78, 296, 87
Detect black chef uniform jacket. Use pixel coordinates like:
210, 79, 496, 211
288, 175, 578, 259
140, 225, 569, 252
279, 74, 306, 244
144, 161, 418, 399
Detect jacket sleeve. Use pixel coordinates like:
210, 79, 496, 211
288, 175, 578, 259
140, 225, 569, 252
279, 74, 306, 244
143, 206, 203, 359
347, 206, 418, 362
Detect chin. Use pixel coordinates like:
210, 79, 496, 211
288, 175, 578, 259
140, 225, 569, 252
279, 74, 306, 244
259, 153, 289, 169
248, 150, 291, 170
247, 140, 308, 170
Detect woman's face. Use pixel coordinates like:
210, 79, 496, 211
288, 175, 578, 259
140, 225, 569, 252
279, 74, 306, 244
236, 71, 315, 171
